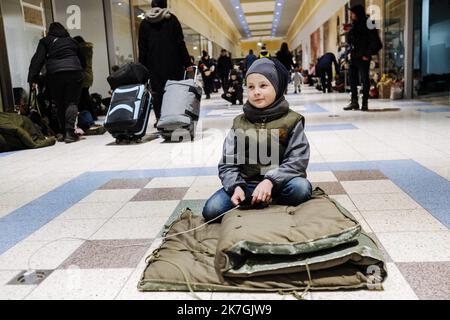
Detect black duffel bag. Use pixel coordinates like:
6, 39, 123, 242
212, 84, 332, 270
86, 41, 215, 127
107, 63, 150, 90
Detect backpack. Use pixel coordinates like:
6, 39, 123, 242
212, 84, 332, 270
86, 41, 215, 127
369, 29, 383, 56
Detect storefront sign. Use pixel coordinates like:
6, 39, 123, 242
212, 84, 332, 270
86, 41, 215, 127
66, 5, 81, 30
20, 0, 46, 30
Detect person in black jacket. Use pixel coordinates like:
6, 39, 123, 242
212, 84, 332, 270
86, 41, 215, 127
138, 0, 192, 125
28, 22, 85, 143
199, 50, 215, 99
217, 49, 232, 93
276, 43, 294, 73
316, 52, 340, 94
344, 4, 377, 111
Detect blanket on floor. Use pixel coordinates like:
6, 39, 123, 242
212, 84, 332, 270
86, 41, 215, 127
138, 189, 387, 295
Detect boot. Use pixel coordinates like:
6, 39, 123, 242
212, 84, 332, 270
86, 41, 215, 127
344, 100, 360, 111
361, 100, 369, 112
64, 130, 79, 144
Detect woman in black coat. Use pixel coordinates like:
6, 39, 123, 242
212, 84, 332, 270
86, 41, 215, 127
138, 0, 192, 123
28, 22, 85, 143
276, 42, 294, 73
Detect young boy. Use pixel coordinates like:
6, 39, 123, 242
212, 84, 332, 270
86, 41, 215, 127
292, 66, 303, 94
203, 58, 312, 223
221, 70, 244, 105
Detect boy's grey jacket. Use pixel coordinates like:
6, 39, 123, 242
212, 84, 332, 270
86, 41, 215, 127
218, 112, 310, 194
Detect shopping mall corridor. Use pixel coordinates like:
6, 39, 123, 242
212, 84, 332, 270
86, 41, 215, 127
0, 85, 449, 300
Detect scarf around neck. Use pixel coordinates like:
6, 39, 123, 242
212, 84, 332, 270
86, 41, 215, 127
243, 97, 290, 123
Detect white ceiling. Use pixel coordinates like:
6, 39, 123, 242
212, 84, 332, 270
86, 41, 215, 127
220, 0, 305, 40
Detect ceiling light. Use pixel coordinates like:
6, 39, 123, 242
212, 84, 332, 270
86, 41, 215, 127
230, 0, 252, 38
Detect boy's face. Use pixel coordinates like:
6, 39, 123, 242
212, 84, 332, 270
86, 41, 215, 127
231, 75, 237, 81
246, 73, 276, 109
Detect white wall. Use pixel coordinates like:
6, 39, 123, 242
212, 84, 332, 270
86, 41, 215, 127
52, 0, 110, 97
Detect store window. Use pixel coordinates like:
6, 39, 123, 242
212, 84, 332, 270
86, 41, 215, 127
0, 0, 52, 94
383, 0, 406, 80
110, 0, 134, 66
182, 23, 201, 63
413, 0, 450, 96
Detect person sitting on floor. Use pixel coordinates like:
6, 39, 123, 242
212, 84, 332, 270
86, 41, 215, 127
203, 58, 312, 223
221, 69, 244, 105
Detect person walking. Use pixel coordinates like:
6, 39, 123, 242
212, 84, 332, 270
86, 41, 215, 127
276, 42, 294, 74
138, 0, 193, 126
199, 50, 215, 99
244, 49, 257, 76
259, 46, 271, 59
28, 22, 85, 143
217, 49, 232, 93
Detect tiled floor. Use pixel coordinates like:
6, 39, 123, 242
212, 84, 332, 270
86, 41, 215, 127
0, 86, 449, 300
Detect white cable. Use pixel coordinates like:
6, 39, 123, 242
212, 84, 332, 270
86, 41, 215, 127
26, 206, 239, 273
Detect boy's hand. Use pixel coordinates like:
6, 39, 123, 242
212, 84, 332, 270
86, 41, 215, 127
252, 179, 273, 205
231, 186, 246, 206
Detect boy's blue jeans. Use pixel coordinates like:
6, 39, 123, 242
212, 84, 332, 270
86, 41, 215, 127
202, 177, 312, 223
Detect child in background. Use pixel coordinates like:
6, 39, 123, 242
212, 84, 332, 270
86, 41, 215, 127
221, 70, 244, 105
292, 66, 303, 94
203, 58, 312, 223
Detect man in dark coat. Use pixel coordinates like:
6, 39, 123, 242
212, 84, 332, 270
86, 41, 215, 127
244, 49, 257, 76
316, 52, 340, 93
28, 22, 85, 143
217, 49, 232, 93
276, 42, 294, 73
138, 0, 192, 123
199, 51, 215, 99
344, 4, 379, 111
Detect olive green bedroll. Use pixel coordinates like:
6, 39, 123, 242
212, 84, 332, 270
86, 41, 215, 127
0, 112, 56, 152
138, 189, 387, 294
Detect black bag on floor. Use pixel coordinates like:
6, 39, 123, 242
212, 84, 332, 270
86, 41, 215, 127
104, 84, 152, 142
107, 63, 150, 91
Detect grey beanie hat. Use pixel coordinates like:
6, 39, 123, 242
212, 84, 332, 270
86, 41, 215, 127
246, 58, 279, 92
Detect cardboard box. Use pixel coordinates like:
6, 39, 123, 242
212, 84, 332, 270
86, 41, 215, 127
378, 82, 392, 99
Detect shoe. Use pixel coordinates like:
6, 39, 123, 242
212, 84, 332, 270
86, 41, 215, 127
361, 101, 369, 111
206, 94, 211, 100
64, 130, 79, 144
344, 101, 360, 111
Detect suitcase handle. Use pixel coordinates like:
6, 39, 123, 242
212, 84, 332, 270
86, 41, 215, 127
184, 66, 199, 81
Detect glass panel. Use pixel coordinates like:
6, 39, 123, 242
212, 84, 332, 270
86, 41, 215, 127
383, 0, 406, 80
413, 0, 450, 96
1, 0, 52, 93
111, 0, 134, 66
182, 23, 201, 63
131, 0, 151, 61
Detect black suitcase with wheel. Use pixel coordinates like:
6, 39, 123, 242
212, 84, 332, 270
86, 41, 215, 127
104, 84, 152, 143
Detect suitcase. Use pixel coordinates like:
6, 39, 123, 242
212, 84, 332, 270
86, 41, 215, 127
104, 84, 152, 143
157, 67, 202, 142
